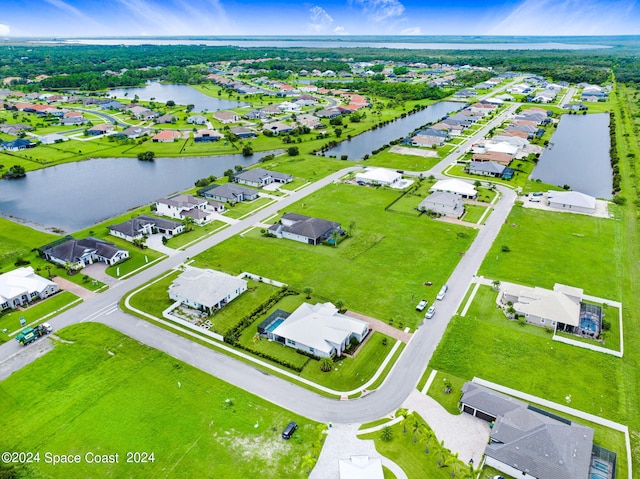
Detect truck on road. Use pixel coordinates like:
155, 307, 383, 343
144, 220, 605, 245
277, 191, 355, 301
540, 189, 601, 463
15, 323, 53, 346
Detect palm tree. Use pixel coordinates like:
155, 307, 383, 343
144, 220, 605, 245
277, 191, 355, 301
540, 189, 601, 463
301, 453, 315, 475
411, 417, 421, 442
379, 426, 393, 442
433, 439, 448, 466
303, 286, 313, 299
401, 411, 408, 433
492, 279, 501, 290
420, 426, 434, 453
320, 357, 333, 372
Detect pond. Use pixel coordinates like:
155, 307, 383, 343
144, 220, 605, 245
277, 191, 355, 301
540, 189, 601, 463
532, 113, 612, 198
108, 82, 248, 112
322, 101, 463, 160
0, 151, 275, 233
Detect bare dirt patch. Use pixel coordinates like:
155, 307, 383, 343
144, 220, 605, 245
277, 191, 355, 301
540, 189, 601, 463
389, 145, 439, 158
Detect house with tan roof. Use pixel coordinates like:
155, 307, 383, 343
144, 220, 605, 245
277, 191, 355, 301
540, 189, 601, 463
213, 111, 239, 124
152, 130, 183, 142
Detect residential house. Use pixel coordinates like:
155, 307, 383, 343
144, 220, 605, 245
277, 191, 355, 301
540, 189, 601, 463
0, 124, 32, 135
194, 129, 224, 142
466, 161, 506, 178
155, 194, 212, 223
230, 126, 256, 139
234, 168, 293, 188
86, 124, 114, 136
418, 191, 464, 219
460, 382, 597, 479
355, 168, 402, 187
315, 108, 341, 119
155, 113, 176, 124
500, 283, 585, 331
2, 138, 35, 151
99, 100, 124, 110
546, 190, 596, 214
264, 121, 293, 136
107, 215, 184, 243
152, 130, 182, 142
0, 266, 59, 311
259, 302, 369, 358
38, 133, 68, 145
60, 116, 88, 126
278, 101, 301, 112
430, 179, 477, 199
200, 183, 259, 204
410, 134, 445, 148
268, 213, 341, 245
213, 111, 239, 124
187, 115, 207, 125
116, 126, 151, 139
168, 266, 247, 314
43, 237, 129, 268
128, 106, 158, 120
260, 105, 282, 116
243, 110, 268, 121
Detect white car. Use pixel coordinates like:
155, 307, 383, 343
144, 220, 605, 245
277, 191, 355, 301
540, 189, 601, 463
425, 306, 436, 319
436, 285, 448, 301
416, 299, 428, 311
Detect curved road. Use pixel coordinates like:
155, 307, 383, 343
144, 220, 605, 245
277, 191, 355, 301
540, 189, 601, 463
0, 104, 518, 423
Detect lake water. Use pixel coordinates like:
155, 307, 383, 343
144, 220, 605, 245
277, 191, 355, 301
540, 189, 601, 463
322, 101, 463, 160
108, 83, 248, 112
0, 151, 274, 233
60, 38, 611, 50
532, 113, 612, 198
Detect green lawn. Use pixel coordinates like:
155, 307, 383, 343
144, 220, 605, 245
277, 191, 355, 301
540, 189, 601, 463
165, 220, 228, 249
225, 197, 275, 219
478, 205, 621, 300
192, 182, 477, 327
0, 323, 322, 479
0, 291, 80, 344
430, 286, 627, 424
365, 147, 442, 171
462, 204, 489, 224
0, 217, 59, 274
426, 371, 466, 415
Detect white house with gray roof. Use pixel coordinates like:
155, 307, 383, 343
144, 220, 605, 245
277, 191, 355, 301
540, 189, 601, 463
200, 183, 259, 204
547, 191, 596, 215
155, 194, 214, 224
460, 382, 596, 479
108, 215, 184, 243
467, 161, 506, 178
418, 191, 465, 219
267, 302, 369, 358
168, 267, 247, 314
234, 168, 293, 188
269, 213, 341, 246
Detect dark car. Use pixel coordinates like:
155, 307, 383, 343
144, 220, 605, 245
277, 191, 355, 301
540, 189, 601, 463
282, 421, 298, 440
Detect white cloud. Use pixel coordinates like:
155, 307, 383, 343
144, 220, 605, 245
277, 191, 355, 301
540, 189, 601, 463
488, 0, 639, 35
117, 0, 193, 35
401, 26, 422, 35
44, 0, 103, 26
334, 26, 349, 35
352, 0, 405, 22
0, 24, 9, 36
308, 6, 334, 33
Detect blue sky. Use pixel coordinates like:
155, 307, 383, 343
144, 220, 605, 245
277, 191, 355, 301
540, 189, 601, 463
1, 0, 639, 37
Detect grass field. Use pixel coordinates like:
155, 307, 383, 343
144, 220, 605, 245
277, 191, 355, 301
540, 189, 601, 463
478, 204, 621, 300
0, 217, 59, 274
365, 147, 442, 171
0, 323, 321, 479
192, 182, 477, 327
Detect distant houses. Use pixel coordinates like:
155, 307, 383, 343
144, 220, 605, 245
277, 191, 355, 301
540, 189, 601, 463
199, 184, 259, 204
233, 168, 293, 188
168, 267, 247, 314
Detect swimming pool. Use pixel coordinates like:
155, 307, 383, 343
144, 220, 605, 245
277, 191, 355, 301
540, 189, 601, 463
266, 318, 285, 332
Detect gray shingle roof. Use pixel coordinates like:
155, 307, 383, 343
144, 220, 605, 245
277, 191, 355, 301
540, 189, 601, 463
280, 213, 340, 241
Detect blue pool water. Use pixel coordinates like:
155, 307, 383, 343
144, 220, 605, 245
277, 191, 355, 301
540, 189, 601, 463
580, 317, 597, 333
267, 318, 284, 332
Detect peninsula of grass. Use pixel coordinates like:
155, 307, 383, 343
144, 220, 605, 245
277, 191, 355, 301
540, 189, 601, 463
0, 217, 59, 273
192, 182, 477, 327
0, 323, 321, 479
359, 413, 476, 479
478, 204, 621, 300
0, 291, 80, 344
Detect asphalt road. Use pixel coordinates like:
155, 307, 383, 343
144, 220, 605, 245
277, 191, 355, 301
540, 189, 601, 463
0, 103, 518, 423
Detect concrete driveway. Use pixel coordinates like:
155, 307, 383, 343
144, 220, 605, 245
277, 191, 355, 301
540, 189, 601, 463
52, 276, 95, 300
82, 263, 120, 287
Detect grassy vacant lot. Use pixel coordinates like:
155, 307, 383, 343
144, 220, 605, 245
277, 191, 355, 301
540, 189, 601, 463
0, 323, 320, 479
0, 291, 80, 344
0, 217, 59, 274
430, 285, 627, 424
462, 204, 489, 224
478, 205, 621, 300
365, 147, 442, 171
193, 182, 477, 327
